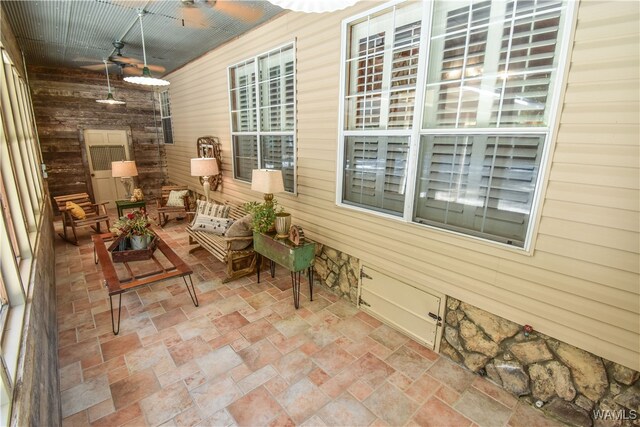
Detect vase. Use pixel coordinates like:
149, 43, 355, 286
130, 235, 149, 250
275, 213, 291, 238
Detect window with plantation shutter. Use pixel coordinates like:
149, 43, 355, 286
229, 44, 295, 192
159, 90, 174, 144
339, 0, 573, 248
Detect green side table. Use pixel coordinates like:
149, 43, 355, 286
253, 231, 315, 309
115, 199, 147, 218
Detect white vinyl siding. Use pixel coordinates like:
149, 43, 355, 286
228, 43, 296, 192
340, 0, 571, 247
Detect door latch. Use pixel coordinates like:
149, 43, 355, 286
428, 312, 442, 321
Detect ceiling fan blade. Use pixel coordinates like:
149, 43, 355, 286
214, 0, 263, 22
180, 5, 210, 28
108, 54, 142, 65
145, 64, 166, 73
81, 64, 109, 71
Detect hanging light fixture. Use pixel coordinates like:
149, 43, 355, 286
265, 0, 359, 13
124, 10, 170, 87
96, 60, 126, 105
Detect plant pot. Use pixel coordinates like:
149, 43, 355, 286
130, 235, 150, 250
275, 213, 291, 238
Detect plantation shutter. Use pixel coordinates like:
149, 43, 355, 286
344, 136, 408, 214
354, 32, 385, 129
492, 0, 563, 126
388, 21, 421, 129
415, 134, 543, 245
476, 135, 543, 240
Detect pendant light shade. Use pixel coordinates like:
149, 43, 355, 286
265, 0, 358, 13
124, 11, 170, 87
96, 60, 126, 105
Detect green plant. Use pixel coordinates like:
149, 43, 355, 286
109, 209, 155, 238
243, 199, 284, 233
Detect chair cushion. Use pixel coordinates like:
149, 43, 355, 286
191, 214, 234, 235
225, 214, 253, 251
66, 201, 86, 219
166, 190, 189, 207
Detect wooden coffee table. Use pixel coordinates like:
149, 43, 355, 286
93, 232, 198, 335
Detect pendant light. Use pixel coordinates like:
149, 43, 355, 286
124, 10, 170, 87
96, 60, 126, 105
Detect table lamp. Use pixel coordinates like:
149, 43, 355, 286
111, 160, 138, 200
251, 169, 284, 207
191, 158, 219, 202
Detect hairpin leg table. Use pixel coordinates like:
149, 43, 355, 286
93, 232, 198, 334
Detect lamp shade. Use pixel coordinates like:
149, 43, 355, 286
111, 160, 138, 177
251, 169, 284, 194
190, 158, 219, 176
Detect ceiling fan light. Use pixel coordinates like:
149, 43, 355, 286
265, 0, 358, 13
96, 92, 126, 105
124, 66, 170, 86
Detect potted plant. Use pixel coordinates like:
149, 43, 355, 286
243, 199, 284, 234
110, 209, 155, 249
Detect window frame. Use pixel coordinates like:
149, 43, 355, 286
227, 41, 297, 194
0, 44, 45, 425
336, 0, 576, 251
158, 90, 174, 145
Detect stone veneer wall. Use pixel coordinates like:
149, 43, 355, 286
10, 201, 61, 425
311, 243, 359, 305
441, 297, 639, 427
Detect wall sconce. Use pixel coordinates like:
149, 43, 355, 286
190, 158, 219, 202
251, 169, 284, 206
111, 160, 138, 200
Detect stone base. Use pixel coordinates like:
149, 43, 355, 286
442, 297, 640, 427
311, 243, 359, 305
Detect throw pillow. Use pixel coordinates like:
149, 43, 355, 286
225, 214, 253, 251
191, 200, 231, 226
166, 189, 189, 207
191, 214, 234, 235
65, 201, 86, 220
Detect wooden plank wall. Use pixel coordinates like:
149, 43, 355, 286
164, 0, 639, 370
28, 66, 168, 210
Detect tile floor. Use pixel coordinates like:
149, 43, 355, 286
55, 211, 565, 427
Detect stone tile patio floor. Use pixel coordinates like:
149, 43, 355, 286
55, 211, 567, 427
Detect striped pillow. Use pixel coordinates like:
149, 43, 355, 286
190, 201, 231, 227
194, 200, 231, 218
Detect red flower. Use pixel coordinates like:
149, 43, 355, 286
127, 213, 135, 220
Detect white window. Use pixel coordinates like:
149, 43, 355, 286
228, 43, 296, 192
159, 90, 173, 144
338, 0, 573, 248
0, 44, 44, 423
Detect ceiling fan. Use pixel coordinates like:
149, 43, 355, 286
175, 0, 264, 28
78, 40, 165, 76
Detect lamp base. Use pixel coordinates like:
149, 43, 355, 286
121, 177, 133, 200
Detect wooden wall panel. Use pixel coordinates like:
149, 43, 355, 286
164, 1, 640, 370
28, 66, 168, 209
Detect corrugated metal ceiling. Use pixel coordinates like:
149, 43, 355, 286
2, 0, 283, 76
